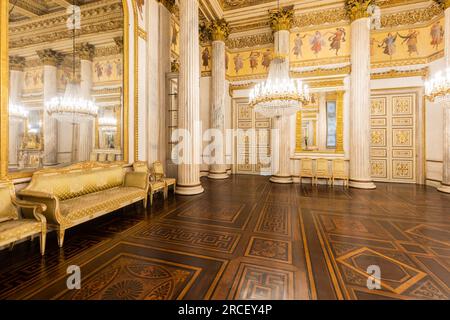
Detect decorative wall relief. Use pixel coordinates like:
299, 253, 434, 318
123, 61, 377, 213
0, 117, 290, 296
23, 67, 43, 92
93, 55, 123, 84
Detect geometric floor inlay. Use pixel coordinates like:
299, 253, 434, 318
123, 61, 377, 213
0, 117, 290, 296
245, 236, 292, 264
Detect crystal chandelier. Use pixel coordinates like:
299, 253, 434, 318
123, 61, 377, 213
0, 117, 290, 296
45, 1, 98, 124
425, 68, 450, 104
249, 55, 310, 118
9, 103, 28, 122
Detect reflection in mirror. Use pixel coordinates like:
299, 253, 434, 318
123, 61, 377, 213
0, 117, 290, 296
8, 0, 124, 174
326, 101, 337, 149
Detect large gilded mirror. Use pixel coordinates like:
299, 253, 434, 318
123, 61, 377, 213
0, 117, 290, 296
4, 0, 126, 177
296, 91, 344, 154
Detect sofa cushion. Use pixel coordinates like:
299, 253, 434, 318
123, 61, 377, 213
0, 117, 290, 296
0, 220, 41, 244
59, 187, 146, 222
26, 166, 124, 201
0, 187, 18, 223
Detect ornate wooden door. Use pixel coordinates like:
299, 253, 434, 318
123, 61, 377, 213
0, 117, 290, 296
234, 100, 272, 175
370, 93, 417, 183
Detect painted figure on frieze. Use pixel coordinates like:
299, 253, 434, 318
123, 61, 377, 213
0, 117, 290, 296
327, 28, 346, 56
233, 53, 244, 74
201, 47, 210, 70
248, 51, 260, 72
398, 30, 419, 56
261, 49, 272, 70
292, 33, 307, 58
430, 21, 444, 50
309, 31, 325, 57
378, 32, 397, 58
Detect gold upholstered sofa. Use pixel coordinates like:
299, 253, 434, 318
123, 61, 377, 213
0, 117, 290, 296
17, 162, 149, 247
0, 179, 47, 255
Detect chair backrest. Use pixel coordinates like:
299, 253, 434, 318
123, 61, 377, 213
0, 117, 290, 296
106, 153, 116, 162
133, 161, 149, 174
300, 158, 314, 175
24, 162, 124, 201
0, 180, 18, 222
333, 159, 346, 176
316, 159, 330, 176
152, 161, 164, 179
89, 152, 98, 161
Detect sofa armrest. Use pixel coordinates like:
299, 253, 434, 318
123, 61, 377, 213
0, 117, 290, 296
17, 190, 62, 226
124, 172, 149, 191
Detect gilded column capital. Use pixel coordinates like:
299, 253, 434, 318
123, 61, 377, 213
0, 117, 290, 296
434, 0, 450, 10
269, 7, 294, 32
208, 19, 230, 42
77, 42, 95, 61
158, 0, 176, 13
36, 49, 63, 66
345, 0, 375, 22
9, 56, 26, 71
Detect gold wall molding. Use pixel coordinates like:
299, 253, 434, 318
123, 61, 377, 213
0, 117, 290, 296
304, 79, 345, 88
381, 4, 442, 28
226, 33, 273, 50
229, 82, 255, 96
138, 27, 148, 41
372, 50, 444, 68
292, 8, 348, 29
371, 68, 429, 80
221, 0, 272, 11
291, 57, 351, 68
291, 66, 351, 78
132, 0, 139, 161
336, 91, 344, 153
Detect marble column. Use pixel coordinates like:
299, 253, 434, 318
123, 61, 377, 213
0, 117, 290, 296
208, 20, 229, 180
438, 4, 450, 193
348, 6, 376, 189
8, 56, 26, 167
270, 10, 293, 184
78, 43, 95, 162
38, 49, 61, 166
176, 0, 204, 195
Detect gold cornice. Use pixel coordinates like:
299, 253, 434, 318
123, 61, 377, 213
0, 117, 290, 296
304, 79, 345, 88
269, 7, 294, 32
371, 68, 429, 80
226, 33, 273, 50
381, 4, 442, 28
229, 82, 255, 96
292, 8, 348, 29
345, 0, 375, 22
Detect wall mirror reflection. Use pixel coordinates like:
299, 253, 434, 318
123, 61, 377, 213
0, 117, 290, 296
8, 0, 125, 175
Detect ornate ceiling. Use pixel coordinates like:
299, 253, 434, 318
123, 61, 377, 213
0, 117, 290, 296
8, 0, 104, 22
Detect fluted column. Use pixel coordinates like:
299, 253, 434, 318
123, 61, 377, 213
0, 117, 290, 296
348, 4, 376, 189
208, 19, 229, 180
438, 3, 450, 193
78, 43, 95, 162
270, 8, 294, 184
38, 49, 61, 166
8, 56, 26, 166
176, 0, 204, 195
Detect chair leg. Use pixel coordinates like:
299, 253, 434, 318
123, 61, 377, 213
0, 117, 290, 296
143, 197, 148, 209
9, 242, 15, 251
164, 187, 168, 199
40, 232, 46, 256
173, 184, 176, 194
57, 229, 65, 248
150, 193, 153, 206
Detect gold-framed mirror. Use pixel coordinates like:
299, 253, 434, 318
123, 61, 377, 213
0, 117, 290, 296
0, 0, 129, 179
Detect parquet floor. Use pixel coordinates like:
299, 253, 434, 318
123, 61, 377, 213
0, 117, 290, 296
0, 175, 449, 300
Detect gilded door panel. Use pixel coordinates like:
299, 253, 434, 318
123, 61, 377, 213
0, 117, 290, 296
370, 93, 416, 183
235, 101, 272, 175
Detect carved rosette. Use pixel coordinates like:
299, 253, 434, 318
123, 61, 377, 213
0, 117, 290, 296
434, 0, 450, 10
36, 49, 63, 66
269, 7, 294, 32
9, 56, 26, 71
77, 42, 95, 61
208, 19, 230, 42
345, 0, 375, 22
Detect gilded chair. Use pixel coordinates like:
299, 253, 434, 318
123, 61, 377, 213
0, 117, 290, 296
133, 161, 165, 206
332, 159, 349, 188
299, 158, 315, 185
0, 180, 47, 255
152, 160, 176, 196
315, 158, 332, 186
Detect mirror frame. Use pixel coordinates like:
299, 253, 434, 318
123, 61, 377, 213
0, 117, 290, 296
0, 0, 130, 179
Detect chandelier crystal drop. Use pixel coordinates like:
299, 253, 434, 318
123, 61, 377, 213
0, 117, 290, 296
9, 103, 29, 122
249, 56, 310, 118
46, 81, 98, 124
425, 68, 450, 104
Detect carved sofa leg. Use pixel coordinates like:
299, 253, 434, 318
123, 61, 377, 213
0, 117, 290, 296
57, 229, 65, 248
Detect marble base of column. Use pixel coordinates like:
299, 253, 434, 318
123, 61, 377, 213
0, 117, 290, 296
270, 175, 293, 184
175, 183, 205, 195
349, 179, 377, 189
208, 164, 229, 180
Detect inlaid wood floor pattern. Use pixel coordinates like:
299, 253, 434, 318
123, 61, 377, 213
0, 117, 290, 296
0, 176, 449, 300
